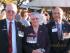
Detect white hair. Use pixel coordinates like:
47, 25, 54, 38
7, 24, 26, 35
5, 3, 17, 14
30, 12, 44, 25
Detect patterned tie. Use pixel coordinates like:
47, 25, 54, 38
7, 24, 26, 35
8, 22, 12, 53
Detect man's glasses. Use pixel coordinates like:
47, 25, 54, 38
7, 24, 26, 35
6, 10, 14, 14
31, 18, 39, 20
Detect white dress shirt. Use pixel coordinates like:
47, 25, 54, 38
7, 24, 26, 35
6, 19, 17, 53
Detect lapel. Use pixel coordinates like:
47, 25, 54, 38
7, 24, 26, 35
1, 19, 8, 52
28, 25, 41, 42
30, 26, 35, 34
1, 19, 7, 31
62, 22, 68, 32
15, 21, 19, 53
15, 21, 23, 39
15, 21, 23, 53
15, 21, 18, 37
52, 21, 56, 29
1, 19, 8, 37
57, 22, 69, 40
30, 25, 41, 35
31, 25, 41, 33
35, 25, 43, 43
15, 21, 18, 44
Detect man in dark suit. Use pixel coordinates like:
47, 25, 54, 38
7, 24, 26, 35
0, 3, 25, 53
22, 13, 50, 53
48, 7, 70, 53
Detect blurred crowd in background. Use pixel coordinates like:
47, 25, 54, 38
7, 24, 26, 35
0, 0, 70, 25
1, 1, 70, 53
0, 7, 70, 26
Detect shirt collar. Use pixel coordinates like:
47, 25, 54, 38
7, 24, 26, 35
6, 18, 15, 23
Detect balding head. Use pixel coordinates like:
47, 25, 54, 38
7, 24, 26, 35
5, 3, 17, 15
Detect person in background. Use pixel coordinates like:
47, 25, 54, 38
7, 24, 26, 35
20, 9, 30, 27
48, 7, 70, 53
44, 11, 50, 24
0, 3, 25, 53
1, 9, 6, 19
22, 13, 50, 53
15, 8, 22, 21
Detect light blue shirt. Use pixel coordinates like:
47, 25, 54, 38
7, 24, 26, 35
20, 19, 30, 27
55, 22, 62, 40
6, 19, 17, 53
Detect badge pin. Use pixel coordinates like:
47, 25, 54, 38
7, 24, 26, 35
18, 31, 24, 37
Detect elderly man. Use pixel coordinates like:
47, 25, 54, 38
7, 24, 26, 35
0, 3, 25, 53
48, 7, 70, 53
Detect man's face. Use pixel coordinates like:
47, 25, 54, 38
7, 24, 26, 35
52, 8, 63, 22
5, 3, 17, 21
6, 10, 15, 21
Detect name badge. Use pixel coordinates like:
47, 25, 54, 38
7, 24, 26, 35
18, 31, 24, 37
52, 28, 58, 32
26, 36, 37, 43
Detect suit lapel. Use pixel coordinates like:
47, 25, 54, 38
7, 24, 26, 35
1, 19, 8, 53
15, 21, 23, 53
2, 19, 8, 38
15, 21, 18, 53
2, 19, 7, 30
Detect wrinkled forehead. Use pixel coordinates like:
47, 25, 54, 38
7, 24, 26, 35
5, 3, 17, 14
30, 15, 38, 19
6, 4, 13, 10
30, 13, 40, 19
52, 7, 63, 14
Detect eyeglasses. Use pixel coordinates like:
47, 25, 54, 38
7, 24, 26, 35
6, 10, 14, 14
31, 18, 39, 20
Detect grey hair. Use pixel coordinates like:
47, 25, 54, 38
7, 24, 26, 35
5, 3, 17, 14
30, 12, 44, 25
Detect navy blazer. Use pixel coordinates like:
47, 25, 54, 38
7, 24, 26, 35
0, 19, 25, 53
47, 20, 70, 53
22, 25, 50, 53
48, 20, 70, 42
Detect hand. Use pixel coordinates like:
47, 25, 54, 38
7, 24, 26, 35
32, 49, 43, 53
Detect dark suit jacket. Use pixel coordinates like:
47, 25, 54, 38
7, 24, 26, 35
0, 19, 25, 53
47, 20, 70, 53
22, 25, 50, 53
